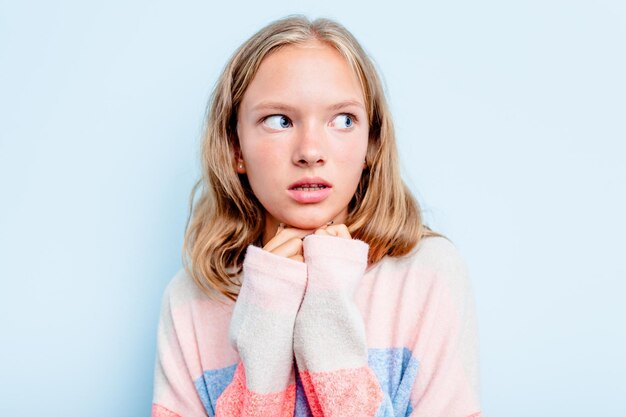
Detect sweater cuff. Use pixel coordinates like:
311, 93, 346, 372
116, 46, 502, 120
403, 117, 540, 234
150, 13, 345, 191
303, 234, 369, 264
241, 245, 308, 312
302, 235, 369, 293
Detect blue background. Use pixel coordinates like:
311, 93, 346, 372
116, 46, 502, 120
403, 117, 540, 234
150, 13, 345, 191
1, 1, 624, 416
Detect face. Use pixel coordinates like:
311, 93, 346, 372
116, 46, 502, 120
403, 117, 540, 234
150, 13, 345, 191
236, 40, 369, 241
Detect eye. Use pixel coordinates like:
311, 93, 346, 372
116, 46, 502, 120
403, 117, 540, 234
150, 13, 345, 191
263, 115, 292, 129
331, 114, 356, 129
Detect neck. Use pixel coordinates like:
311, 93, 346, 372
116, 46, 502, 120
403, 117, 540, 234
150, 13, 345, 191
262, 216, 281, 247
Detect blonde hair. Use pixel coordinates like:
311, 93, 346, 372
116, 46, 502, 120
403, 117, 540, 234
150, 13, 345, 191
183, 15, 444, 301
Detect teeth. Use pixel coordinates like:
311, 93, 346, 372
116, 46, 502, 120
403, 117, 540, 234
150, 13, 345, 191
293, 184, 326, 191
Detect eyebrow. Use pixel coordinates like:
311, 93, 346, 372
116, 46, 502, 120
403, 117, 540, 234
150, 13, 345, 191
251, 100, 365, 113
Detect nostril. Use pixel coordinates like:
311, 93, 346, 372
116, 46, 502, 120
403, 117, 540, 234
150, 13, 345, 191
294, 154, 325, 166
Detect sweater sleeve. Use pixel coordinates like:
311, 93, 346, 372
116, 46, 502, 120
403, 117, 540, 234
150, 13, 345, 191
293, 235, 392, 417
407, 238, 482, 417
215, 245, 308, 417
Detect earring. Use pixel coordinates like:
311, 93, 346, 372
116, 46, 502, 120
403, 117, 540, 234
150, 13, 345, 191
236, 152, 247, 173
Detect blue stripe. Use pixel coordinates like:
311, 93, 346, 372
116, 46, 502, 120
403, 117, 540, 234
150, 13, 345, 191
294, 363, 314, 417
194, 348, 419, 417
368, 348, 419, 417
194, 363, 237, 417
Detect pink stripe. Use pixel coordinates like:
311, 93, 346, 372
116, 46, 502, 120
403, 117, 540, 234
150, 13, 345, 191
169, 298, 238, 374
354, 267, 438, 347
152, 404, 181, 417
216, 362, 296, 417
299, 366, 383, 417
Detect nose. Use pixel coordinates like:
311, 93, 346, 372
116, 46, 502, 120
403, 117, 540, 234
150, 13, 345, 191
292, 122, 326, 167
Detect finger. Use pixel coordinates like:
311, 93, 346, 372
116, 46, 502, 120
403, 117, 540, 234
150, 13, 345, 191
288, 254, 304, 263
268, 237, 304, 260
264, 226, 312, 252
314, 228, 331, 236
312, 224, 336, 237
324, 224, 352, 239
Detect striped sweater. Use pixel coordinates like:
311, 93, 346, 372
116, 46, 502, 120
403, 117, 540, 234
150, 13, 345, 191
152, 234, 481, 417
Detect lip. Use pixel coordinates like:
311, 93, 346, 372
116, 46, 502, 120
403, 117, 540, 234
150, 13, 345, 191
287, 176, 332, 204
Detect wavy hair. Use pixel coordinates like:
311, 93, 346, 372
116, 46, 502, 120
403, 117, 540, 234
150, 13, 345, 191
182, 15, 443, 301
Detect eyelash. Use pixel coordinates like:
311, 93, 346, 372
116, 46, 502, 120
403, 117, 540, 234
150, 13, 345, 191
260, 113, 359, 127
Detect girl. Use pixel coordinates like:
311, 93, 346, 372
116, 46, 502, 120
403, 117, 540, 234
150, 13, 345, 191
152, 15, 481, 417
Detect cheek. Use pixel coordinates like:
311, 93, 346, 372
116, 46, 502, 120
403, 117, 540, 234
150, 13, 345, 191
239, 130, 282, 168
335, 134, 368, 166
240, 141, 287, 198
245, 145, 284, 175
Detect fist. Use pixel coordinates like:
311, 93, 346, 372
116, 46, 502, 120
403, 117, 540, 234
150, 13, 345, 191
262, 223, 312, 263
314, 223, 351, 239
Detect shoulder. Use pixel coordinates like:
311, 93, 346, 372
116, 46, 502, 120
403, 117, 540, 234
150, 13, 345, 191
372, 236, 473, 302
411, 236, 469, 277
378, 236, 468, 277
407, 236, 476, 315
161, 268, 201, 308
160, 267, 234, 314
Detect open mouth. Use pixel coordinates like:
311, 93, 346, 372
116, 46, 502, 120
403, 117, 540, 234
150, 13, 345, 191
290, 184, 329, 191
287, 178, 332, 203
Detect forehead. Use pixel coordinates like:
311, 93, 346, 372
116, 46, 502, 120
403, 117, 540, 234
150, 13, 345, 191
240, 40, 365, 111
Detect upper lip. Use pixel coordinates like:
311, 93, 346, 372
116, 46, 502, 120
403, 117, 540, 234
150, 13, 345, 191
288, 177, 332, 189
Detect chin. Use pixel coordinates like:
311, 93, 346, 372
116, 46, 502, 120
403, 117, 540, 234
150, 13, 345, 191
281, 212, 334, 231
273, 203, 348, 231
287, 218, 328, 231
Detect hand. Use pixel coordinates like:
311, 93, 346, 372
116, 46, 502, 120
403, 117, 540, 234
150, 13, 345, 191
263, 223, 313, 263
314, 223, 352, 239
